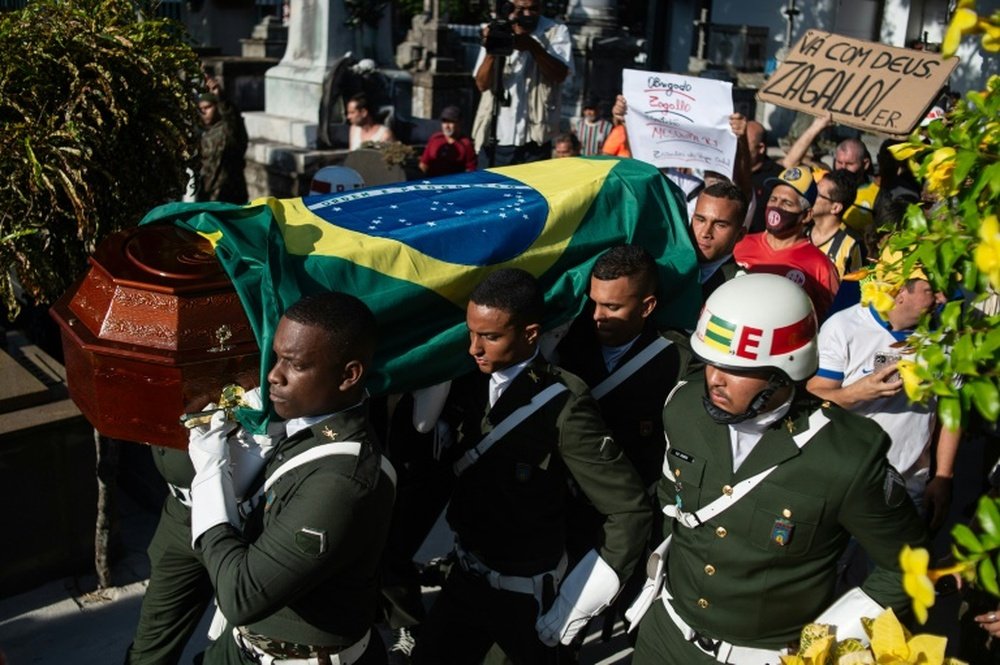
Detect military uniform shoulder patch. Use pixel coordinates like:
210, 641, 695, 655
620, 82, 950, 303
598, 435, 618, 461
295, 527, 328, 556
884, 466, 908, 507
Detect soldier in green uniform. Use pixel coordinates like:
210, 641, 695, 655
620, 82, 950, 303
196, 91, 248, 204
554, 245, 691, 644
629, 273, 928, 664
411, 268, 652, 664
125, 447, 211, 664
192, 291, 396, 664
126, 387, 278, 665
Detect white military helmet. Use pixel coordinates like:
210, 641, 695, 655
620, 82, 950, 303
309, 166, 365, 196
690, 273, 818, 382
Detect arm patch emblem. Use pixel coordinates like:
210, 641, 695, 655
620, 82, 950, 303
295, 527, 327, 556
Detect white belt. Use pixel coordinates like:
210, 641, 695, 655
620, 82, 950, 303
455, 544, 567, 601
660, 589, 782, 665
233, 627, 370, 665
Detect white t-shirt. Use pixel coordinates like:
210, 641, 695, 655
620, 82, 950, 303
473, 16, 574, 146
815, 304, 935, 477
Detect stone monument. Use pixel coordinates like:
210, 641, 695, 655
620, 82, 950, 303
241, 0, 415, 198
243, 0, 353, 149
395, 0, 475, 121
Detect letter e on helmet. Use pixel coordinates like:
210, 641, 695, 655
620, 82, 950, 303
690, 274, 818, 382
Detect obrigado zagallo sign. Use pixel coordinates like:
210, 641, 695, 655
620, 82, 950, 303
758, 30, 958, 136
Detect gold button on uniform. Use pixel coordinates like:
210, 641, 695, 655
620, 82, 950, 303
697, 598, 710, 609
704, 564, 716, 575
716, 526, 727, 538
722, 485, 733, 496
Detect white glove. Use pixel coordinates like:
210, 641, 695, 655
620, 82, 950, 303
412, 381, 452, 434
813, 588, 883, 644
535, 549, 621, 646
624, 536, 672, 632
230, 420, 284, 500
189, 408, 238, 546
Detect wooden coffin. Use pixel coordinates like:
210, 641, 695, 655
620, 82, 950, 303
49, 225, 260, 449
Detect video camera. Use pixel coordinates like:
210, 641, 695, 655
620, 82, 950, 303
483, 16, 515, 57
481, 1, 539, 57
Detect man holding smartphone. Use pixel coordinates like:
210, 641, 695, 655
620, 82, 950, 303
807, 275, 958, 530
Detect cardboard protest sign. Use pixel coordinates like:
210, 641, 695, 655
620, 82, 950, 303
758, 30, 958, 136
623, 69, 737, 178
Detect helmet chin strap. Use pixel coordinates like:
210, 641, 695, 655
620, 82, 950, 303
702, 374, 789, 425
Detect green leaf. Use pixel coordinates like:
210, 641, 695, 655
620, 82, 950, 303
904, 205, 929, 233
979, 496, 1000, 542
952, 335, 979, 376
939, 396, 962, 431
976, 162, 1000, 199
980, 556, 1000, 597
939, 301, 962, 332
954, 523, 986, 553
931, 379, 958, 398
982, 530, 1000, 551
954, 149, 978, 186
971, 379, 1000, 423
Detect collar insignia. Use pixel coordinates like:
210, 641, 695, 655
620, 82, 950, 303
322, 426, 338, 440
528, 369, 540, 383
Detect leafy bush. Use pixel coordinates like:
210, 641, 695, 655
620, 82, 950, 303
0, 0, 203, 315
876, 3, 1000, 432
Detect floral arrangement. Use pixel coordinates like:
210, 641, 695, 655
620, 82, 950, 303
780, 607, 966, 665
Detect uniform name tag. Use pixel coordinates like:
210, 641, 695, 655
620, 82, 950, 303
669, 448, 694, 463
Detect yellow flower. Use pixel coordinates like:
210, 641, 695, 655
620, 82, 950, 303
900, 545, 935, 624
924, 147, 957, 196
943, 7, 981, 57
870, 607, 950, 663
895, 359, 927, 402
802, 634, 834, 663
780, 656, 806, 665
975, 215, 1000, 290
834, 643, 874, 664
777, 635, 836, 665
888, 142, 927, 162
860, 281, 897, 317
980, 18, 1000, 52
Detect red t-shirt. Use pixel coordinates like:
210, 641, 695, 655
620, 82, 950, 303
420, 132, 476, 177
733, 232, 840, 318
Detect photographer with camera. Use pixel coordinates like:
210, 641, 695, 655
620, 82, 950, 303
470, 0, 573, 168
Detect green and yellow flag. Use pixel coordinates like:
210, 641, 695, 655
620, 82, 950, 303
140, 156, 698, 397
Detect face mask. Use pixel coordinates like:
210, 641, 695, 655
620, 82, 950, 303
764, 206, 803, 236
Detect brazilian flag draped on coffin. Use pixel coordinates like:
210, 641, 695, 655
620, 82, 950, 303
140, 155, 698, 402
